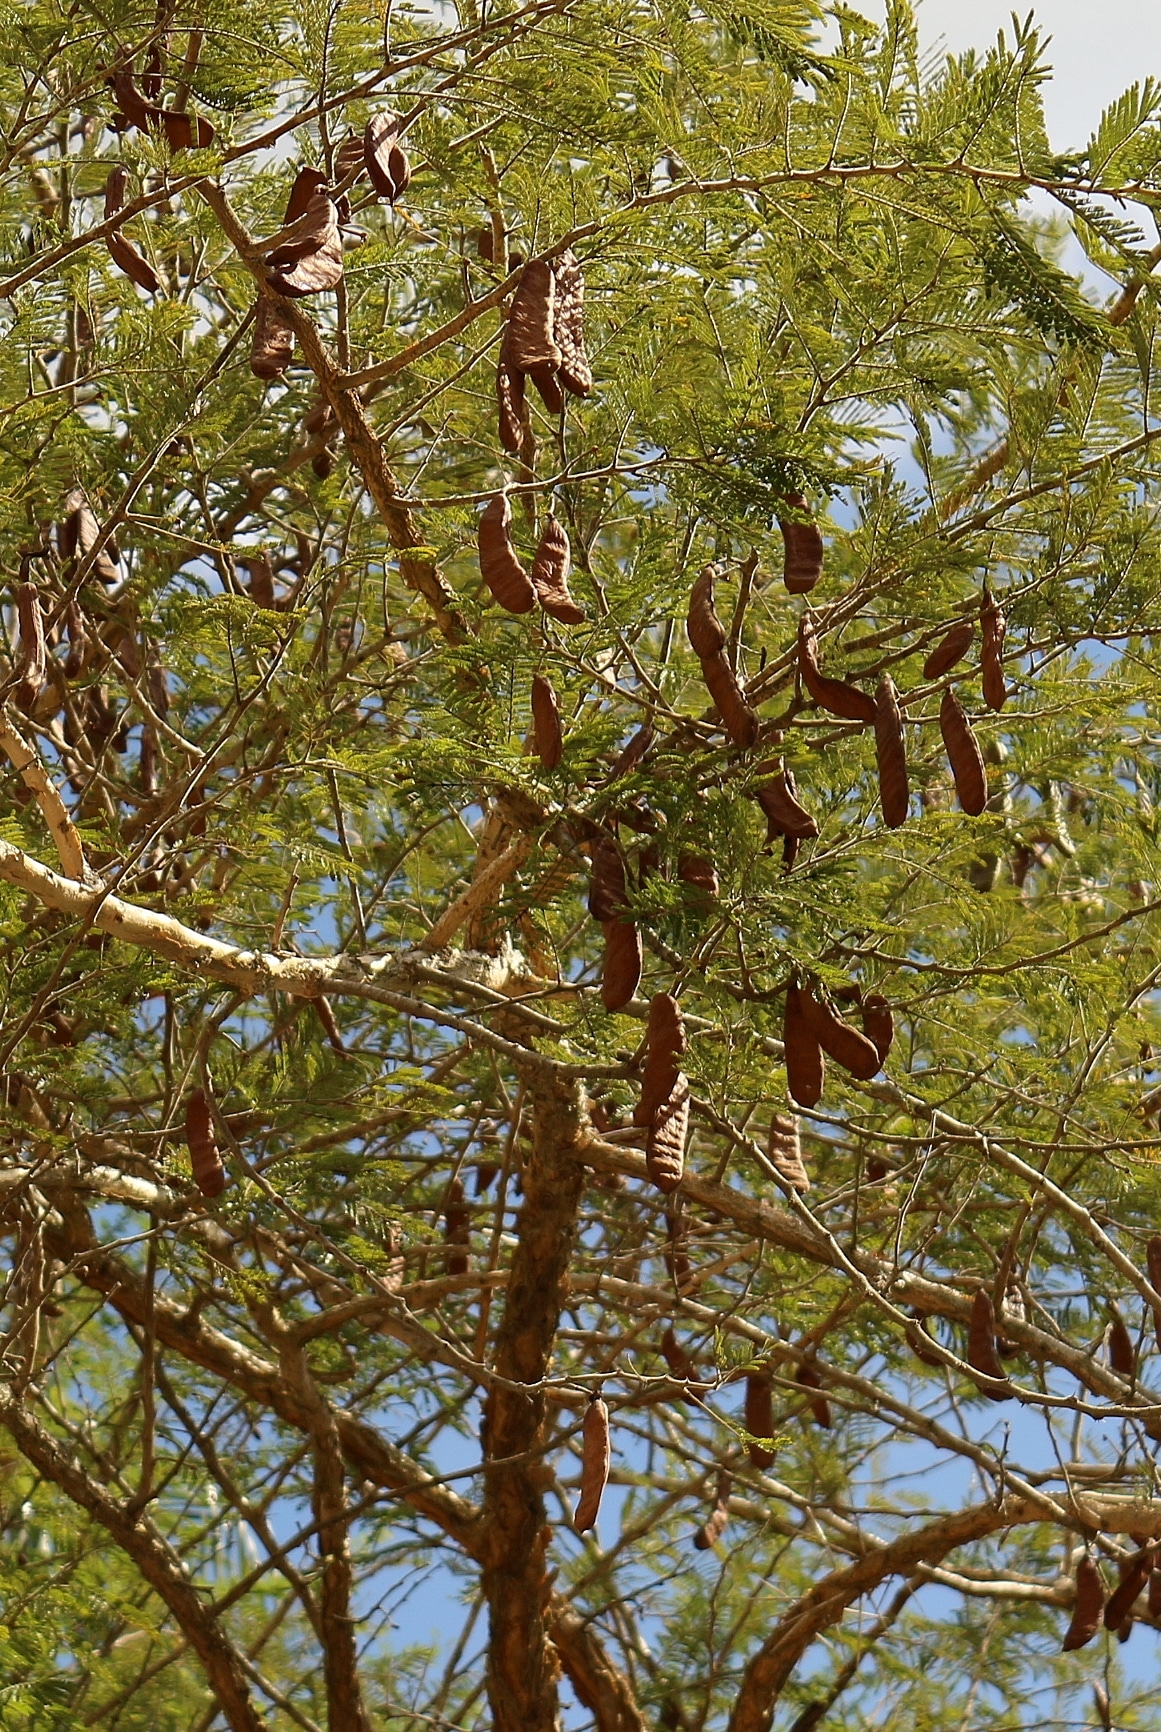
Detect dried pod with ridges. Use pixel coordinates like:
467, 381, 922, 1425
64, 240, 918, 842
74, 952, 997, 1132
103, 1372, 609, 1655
60, 488, 120, 585
796, 1363, 832, 1428
1108, 1311, 1136, 1379
444, 1176, 470, 1276
678, 852, 719, 898
14, 584, 45, 712
250, 295, 294, 379
573, 1394, 611, 1533
777, 495, 824, 594
106, 216, 161, 293
505, 260, 560, 374
1105, 1550, 1151, 1631
601, 919, 642, 1012
1062, 1555, 1105, 1650
364, 112, 411, 203
588, 833, 628, 922
700, 651, 758, 749
334, 133, 366, 183
797, 617, 876, 723
745, 1372, 775, 1468
755, 763, 819, 845
860, 993, 894, 1065
784, 981, 825, 1109
185, 1087, 227, 1198
552, 249, 592, 395
646, 1072, 689, 1193
800, 985, 882, 1080
768, 1112, 809, 1192
635, 993, 687, 1127
874, 674, 909, 828
496, 360, 525, 455
939, 688, 988, 816
687, 566, 727, 660
531, 673, 563, 770
980, 588, 1007, 711
923, 621, 975, 680
477, 494, 535, 613
267, 190, 343, 296
967, 1288, 1010, 1399
530, 517, 584, 623
610, 725, 654, 779
63, 601, 90, 680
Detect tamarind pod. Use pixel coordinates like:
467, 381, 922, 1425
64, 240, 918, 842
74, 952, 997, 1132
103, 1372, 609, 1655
107, 230, 161, 293
873, 674, 909, 828
589, 833, 628, 921
694, 1500, 730, 1550
767, 1112, 809, 1193
907, 1314, 943, 1368
1062, 1554, 1105, 1650
573, 1394, 611, 1532
610, 725, 654, 779
505, 260, 561, 374
444, 1176, 470, 1276
797, 618, 876, 723
530, 517, 585, 623
63, 601, 90, 680
744, 1372, 775, 1468
477, 494, 535, 613
923, 621, 975, 680
860, 993, 894, 1064
967, 1289, 1010, 1399
678, 852, 719, 897
784, 982, 825, 1109
496, 360, 525, 455
796, 1363, 832, 1428
800, 985, 882, 1080
601, 919, 642, 1012
1105, 1551, 1151, 1631
1147, 1234, 1161, 1351
530, 673, 564, 770
698, 650, 758, 749
646, 1072, 689, 1193
185, 1087, 227, 1198
687, 566, 727, 660
250, 295, 294, 378
660, 1324, 698, 1383
313, 995, 345, 1053
1108, 1312, 1136, 1379
14, 584, 45, 712
980, 589, 1007, 711
364, 112, 411, 203
60, 488, 120, 585
635, 993, 687, 1126
777, 496, 823, 594
939, 688, 987, 816
754, 764, 819, 842
552, 250, 592, 397
527, 361, 565, 415
1148, 1570, 1161, 1619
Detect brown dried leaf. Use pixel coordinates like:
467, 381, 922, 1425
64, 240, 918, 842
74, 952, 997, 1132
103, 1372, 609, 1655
939, 687, 987, 816
477, 494, 535, 613
768, 1112, 809, 1192
646, 1072, 688, 1192
531, 673, 563, 770
874, 674, 909, 828
573, 1394, 611, 1532
923, 621, 975, 680
531, 517, 585, 623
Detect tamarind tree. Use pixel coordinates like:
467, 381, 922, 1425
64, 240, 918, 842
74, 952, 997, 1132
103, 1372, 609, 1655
4, 0, 1161, 1726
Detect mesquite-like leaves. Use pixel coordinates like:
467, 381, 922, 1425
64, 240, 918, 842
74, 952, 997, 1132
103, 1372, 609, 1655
1062, 1555, 1105, 1650
531, 673, 563, 770
768, 1112, 809, 1192
784, 981, 825, 1108
185, 1087, 226, 1198
530, 517, 585, 623
477, 494, 535, 613
967, 1289, 1010, 1399
444, 1177, 470, 1275
1108, 1312, 1136, 1379
14, 584, 45, 713
103, 165, 161, 293
700, 650, 758, 749
797, 617, 876, 723
923, 621, 975, 680
796, 1363, 832, 1428
939, 687, 988, 816
694, 1469, 731, 1550
745, 1372, 775, 1468
860, 993, 894, 1065
981, 589, 1007, 711
800, 984, 882, 1080
635, 993, 687, 1126
573, 1394, 611, 1532
601, 919, 642, 1012
364, 112, 412, 203
1104, 1550, 1151, 1631
874, 675, 909, 828
777, 495, 824, 593
646, 1072, 689, 1193
687, 566, 727, 660
250, 295, 295, 379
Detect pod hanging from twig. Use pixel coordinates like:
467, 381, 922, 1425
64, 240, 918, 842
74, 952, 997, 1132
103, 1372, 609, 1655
687, 566, 727, 661
966, 1289, 1010, 1400
588, 833, 628, 922
646, 1072, 689, 1193
185, 1086, 227, 1198
784, 981, 824, 1109
1062, 1554, 1105, 1650
1148, 1234, 1161, 1351
768, 1112, 809, 1192
939, 688, 988, 816
700, 651, 758, 749
601, 919, 642, 1012
531, 674, 563, 770
444, 1176, 470, 1275
745, 1372, 775, 1468
573, 1393, 611, 1533
1104, 1549, 1151, 1632
364, 112, 412, 203
860, 993, 894, 1065
777, 495, 823, 594
552, 249, 592, 397
14, 584, 45, 713
530, 516, 585, 623
251, 294, 295, 379
800, 984, 882, 1080
661, 1324, 698, 1384
478, 494, 536, 613
797, 617, 876, 723
923, 621, 975, 680
796, 1362, 832, 1428
694, 1468, 732, 1550
874, 675, 909, 828
635, 993, 687, 1127
754, 763, 818, 847
1108, 1310, 1136, 1380
980, 589, 1007, 711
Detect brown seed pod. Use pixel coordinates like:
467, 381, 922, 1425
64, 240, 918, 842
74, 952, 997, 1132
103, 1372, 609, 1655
526, 361, 564, 416
660, 1324, 698, 1383
980, 589, 1007, 711
754, 763, 819, 845
1148, 1234, 1161, 1350
267, 190, 343, 296
860, 993, 894, 1065
477, 494, 536, 614
646, 1072, 689, 1193
768, 1112, 809, 1193
444, 1176, 470, 1276
602, 919, 642, 1012
1148, 1569, 1161, 1619
939, 688, 988, 817
250, 294, 294, 378
185, 1087, 227, 1198
104, 162, 161, 292
694, 1468, 731, 1550
552, 249, 592, 396
530, 517, 585, 623
923, 621, 975, 680
505, 260, 561, 375
797, 617, 876, 723
678, 852, 719, 898
687, 566, 727, 661
635, 993, 688, 1127
589, 833, 628, 922
610, 726, 654, 780
107, 70, 215, 148
698, 651, 758, 749
907, 1314, 943, 1368
784, 981, 825, 1109
60, 488, 120, 585
1108, 1311, 1136, 1380
313, 995, 344, 1053
1105, 1549, 1151, 1631
312, 450, 335, 480
745, 1372, 775, 1468
14, 584, 45, 713
573, 1394, 611, 1532
800, 984, 882, 1080
874, 674, 909, 829
496, 360, 525, 455
63, 601, 90, 681
333, 132, 366, 183
796, 1363, 832, 1428
967, 1289, 1010, 1399
777, 496, 824, 594
531, 673, 563, 770
363, 112, 411, 203
1062, 1554, 1105, 1650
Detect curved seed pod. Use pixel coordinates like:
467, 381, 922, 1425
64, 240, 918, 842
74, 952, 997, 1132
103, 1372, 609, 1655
601, 919, 642, 1012
800, 985, 881, 1080
797, 618, 876, 723
678, 851, 719, 898
334, 132, 366, 183
444, 1176, 470, 1276
1062, 1554, 1105, 1650
497, 360, 525, 455
250, 294, 295, 378
364, 112, 411, 203
755, 763, 819, 845
267, 191, 342, 296
967, 1289, 1010, 1399
694, 1469, 731, 1550
981, 589, 1007, 711
860, 993, 894, 1064
14, 584, 45, 712
527, 361, 564, 415
768, 1112, 809, 1193
660, 1324, 698, 1383
687, 566, 727, 660
313, 995, 344, 1053
874, 675, 909, 828
700, 651, 758, 749
796, 1363, 831, 1428
784, 981, 824, 1109
63, 601, 90, 680
553, 249, 592, 396
185, 1087, 227, 1198
907, 1314, 943, 1368
107, 223, 161, 293
635, 993, 687, 1126
589, 833, 628, 922
939, 688, 987, 816
530, 673, 563, 770
646, 1072, 689, 1193
573, 1394, 611, 1533
1148, 1234, 1161, 1350
60, 488, 120, 585
923, 621, 975, 680
312, 449, 335, 480
477, 494, 535, 613
745, 1372, 775, 1468
243, 552, 277, 609
610, 725, 654, 779
1108, 1311, 1136, 1379
531, 517, 585, 623
505, 260, 560, 374
777, 496, 824, 594
1105, 1550, 1151, 1631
